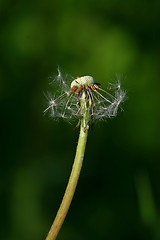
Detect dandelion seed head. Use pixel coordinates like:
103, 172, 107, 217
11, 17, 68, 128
44, 68, 126, 124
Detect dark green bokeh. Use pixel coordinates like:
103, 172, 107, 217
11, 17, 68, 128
1, 0, 160, 239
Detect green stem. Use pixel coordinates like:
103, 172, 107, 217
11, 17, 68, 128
45, 120, 88, 240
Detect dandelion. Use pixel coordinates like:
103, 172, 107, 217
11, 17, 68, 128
45, 69, 126, 240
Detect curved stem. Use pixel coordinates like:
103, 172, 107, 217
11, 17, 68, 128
45, 123, 88, 240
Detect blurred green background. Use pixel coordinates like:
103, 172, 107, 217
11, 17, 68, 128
1, 0, 160, 239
